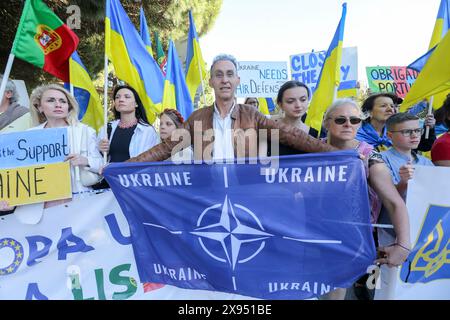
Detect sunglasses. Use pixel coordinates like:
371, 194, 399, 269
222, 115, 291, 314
331, 117, 362, 125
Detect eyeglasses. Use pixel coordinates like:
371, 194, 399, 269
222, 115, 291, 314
390, 128, 424, 137
331, 117, 362, 125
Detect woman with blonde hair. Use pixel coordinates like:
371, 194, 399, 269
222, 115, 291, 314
29, 84, 103, 192
0, 84, 103, 223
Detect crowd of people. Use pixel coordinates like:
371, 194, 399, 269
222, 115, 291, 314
1, 53, 449, 299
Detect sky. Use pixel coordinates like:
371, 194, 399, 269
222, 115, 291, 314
200, 0, 441, 83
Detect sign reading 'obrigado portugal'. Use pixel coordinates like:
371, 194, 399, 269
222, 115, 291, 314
366, 66, 419, 98
236, 61, 288, 98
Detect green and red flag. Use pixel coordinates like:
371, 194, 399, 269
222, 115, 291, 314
11, 0, 79, 82
154, 31, 167, 76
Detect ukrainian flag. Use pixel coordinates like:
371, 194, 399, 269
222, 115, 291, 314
67, 51, 103, 132
257, 98, 276, 115
105, 0, 164, 124
429, 0, 449, 49
400, 31, 450, 111
305, 3, 347, 134
163, 40, 194, 119
185, 10, 207, 103
337, 80, 358, 98
408, 0, 449, 72
404, 0, 449, 110
139, 7, 153, 57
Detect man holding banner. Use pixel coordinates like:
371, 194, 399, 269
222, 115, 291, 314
128, 54, 336, 163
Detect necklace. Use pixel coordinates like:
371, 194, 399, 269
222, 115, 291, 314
118, 118, 138, 129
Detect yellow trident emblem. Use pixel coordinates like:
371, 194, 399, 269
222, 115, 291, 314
410, 220, 450, 278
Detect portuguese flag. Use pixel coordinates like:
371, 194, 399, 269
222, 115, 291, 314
154, 31, 167, 76
11, 0, 79, 82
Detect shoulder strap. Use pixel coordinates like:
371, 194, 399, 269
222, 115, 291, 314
107, 122, 112, 139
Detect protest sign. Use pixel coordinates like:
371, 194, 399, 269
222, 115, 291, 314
366, 66, 419, 98
290, 47, 358, 95
391, 166, 450, 300
0, 128, 71, 205
236, 61, 288, 98
0, 162, 71, 206
0, 128, 69, 169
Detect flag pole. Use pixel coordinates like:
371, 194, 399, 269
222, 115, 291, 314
333, 85, 338, 101
197, 59, 207, 108
102, 54, 109, 163
0, 53, 16, 104
425, 96, 434, 139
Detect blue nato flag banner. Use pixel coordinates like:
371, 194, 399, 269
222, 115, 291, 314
104, 151, 376, 300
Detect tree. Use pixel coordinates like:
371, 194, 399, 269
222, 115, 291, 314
0, 0, 222, 89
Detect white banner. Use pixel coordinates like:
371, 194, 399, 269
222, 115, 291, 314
236, 61, 288, 98
0, 191, 255, 300
392, 166, 450, 300
289, 47, 358, 93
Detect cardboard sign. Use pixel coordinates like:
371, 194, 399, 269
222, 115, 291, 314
366, 66, 419, 98
0, 162, 72, 206
236, 61, 288, 98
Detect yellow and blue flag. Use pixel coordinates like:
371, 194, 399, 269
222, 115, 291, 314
408, 0, 449, 73
185, 10, 207, 103
429, 0, 450, 49
305, 3, 347, 134
105, 0, 164, 124
400, 30, 450, 111
139, 7, 153, 57
66, 51, 103, 132
163, 40, 194, 119
403, 0, 449, 110
257, 98, 276, 115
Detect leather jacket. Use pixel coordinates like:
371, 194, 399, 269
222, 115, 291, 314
128, 104, 336, 162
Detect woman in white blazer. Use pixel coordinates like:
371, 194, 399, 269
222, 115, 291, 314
0, 84, 103, 223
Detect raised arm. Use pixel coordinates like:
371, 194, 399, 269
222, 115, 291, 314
258, 113, 337, 153
369, 162, 411, 267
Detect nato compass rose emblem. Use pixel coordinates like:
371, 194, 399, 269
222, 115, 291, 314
144, 194, 273, 290
191, 195, 273, 289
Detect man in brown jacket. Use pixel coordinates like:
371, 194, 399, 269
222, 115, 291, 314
128, 54, 336, 163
